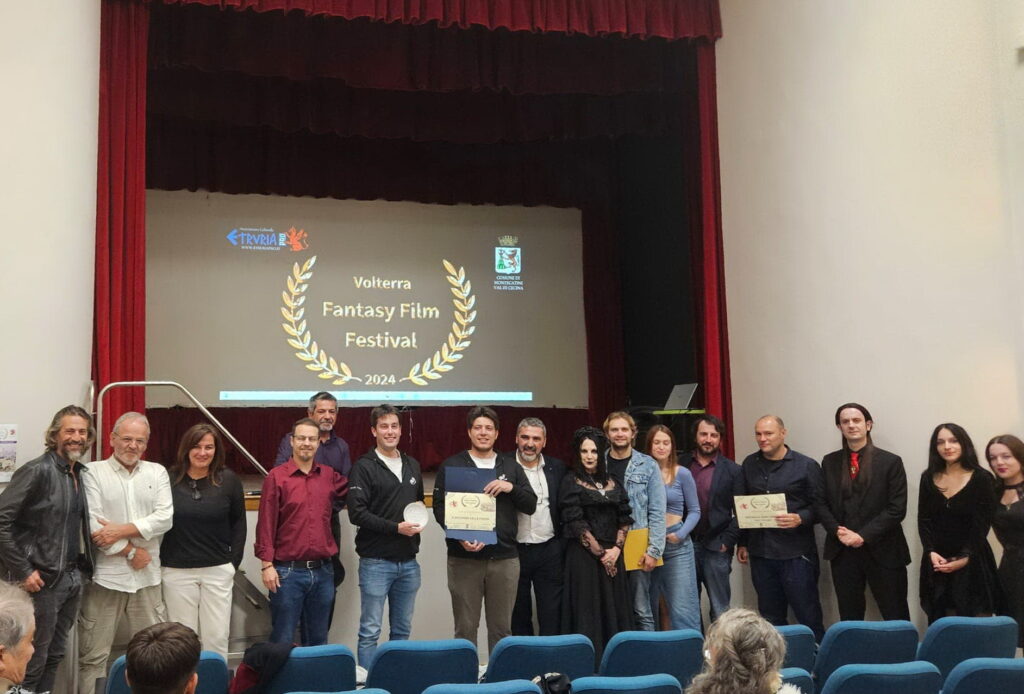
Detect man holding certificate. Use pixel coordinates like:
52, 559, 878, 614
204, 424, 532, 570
432, 407, 537, 655
736, 415, 825, 642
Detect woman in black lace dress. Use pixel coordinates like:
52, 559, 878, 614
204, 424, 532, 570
918, 423, 1000, 623
560, 427, 634, 661
986, 434, 1024, 646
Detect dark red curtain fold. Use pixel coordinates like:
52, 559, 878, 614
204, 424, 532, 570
149, 3, 695, 95
147, 117, 611, 207
694, 41, 732, 455
148, 67, 690, 143
95, 0, 151, 455
158, 0, 722, 41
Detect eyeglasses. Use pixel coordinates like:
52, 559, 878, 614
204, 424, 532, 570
188, 478, 201, 501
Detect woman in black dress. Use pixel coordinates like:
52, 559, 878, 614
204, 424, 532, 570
560, 426, 634, 662
985, 434, 1024, 646
918, 423, 999, 623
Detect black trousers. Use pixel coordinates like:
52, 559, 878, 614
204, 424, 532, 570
511, 538, 564, 636
830, 547, 909, 621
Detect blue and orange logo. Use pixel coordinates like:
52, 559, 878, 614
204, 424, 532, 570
226, 226, 309, 252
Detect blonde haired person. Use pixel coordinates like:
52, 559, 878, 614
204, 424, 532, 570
686, 608, 802, 694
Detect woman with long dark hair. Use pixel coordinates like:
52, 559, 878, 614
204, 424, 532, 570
917, 423, 999, 622
985, 434, 1024, 646
645, 424, 701, 631
560, 426, 634, 662
160, 423, 246, 657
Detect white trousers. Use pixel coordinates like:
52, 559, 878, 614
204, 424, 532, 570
161, 563, 235, 658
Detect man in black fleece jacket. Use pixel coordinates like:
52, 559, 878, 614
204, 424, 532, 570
347, 405, 425, 670
432, 406, 537, 656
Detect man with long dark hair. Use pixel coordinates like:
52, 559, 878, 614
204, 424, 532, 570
0, 406, 94, 694
816, 403, 910, 620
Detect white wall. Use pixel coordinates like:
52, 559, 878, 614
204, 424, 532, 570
717, 0, 1024, 628
0, 0, 99, 463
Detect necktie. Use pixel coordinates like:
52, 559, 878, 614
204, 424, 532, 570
849, 451, 860, 480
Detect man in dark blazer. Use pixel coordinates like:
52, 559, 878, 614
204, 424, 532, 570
510, 417, 567, 635
816, 403, 911, 621
683, 414, 743, 623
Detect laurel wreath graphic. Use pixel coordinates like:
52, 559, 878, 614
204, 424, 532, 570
281, 255, 361, 384
399, 260, 476, 385
281, 256, 476, 387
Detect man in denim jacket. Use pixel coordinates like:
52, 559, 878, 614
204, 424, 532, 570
603, 411, 666, 630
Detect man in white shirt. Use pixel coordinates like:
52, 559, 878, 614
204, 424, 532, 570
78, 412, 173, 694
510, 418, 566, 636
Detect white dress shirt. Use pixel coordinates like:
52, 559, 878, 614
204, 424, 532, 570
516, 454, 555, 544
82, 457, 173, 592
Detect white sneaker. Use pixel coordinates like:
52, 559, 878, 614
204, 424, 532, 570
478, 664, 488, 681
356, 665, 368, 685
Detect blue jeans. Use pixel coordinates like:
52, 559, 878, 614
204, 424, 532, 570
357, 557, 421, 667
749, 554, 825, 642
269, 563, 335, 645
24, 568, 82, 693
649, 532, 701, 632
629, 567, 656, 631
694, 543, 733, 623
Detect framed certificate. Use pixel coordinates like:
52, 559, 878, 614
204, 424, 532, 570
443, 466, 499, 544
734, 493, 788, 529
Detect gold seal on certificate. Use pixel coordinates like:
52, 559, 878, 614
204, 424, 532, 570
734, 493, 788, 529
445, 492, 497, 531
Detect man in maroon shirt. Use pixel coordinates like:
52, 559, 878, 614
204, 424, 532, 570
255, 418, 348, 645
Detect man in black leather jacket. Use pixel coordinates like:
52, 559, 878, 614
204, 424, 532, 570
0, 405, 94, 694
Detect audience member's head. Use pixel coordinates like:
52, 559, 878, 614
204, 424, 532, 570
685, 608, 787, 694
0, 582, 35, 685
125, 622, 201, 694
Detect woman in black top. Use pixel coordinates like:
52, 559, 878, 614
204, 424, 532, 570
985, 434, 1024, 646
560, 426, 634, 664
161, 423, 246, 657
918, 423, 999, 622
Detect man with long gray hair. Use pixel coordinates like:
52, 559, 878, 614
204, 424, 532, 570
0, 405, 94, 694
0, 581, 38, 690
78, 412, 172, 694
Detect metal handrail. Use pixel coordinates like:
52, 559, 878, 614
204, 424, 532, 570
95, 380, 268, 476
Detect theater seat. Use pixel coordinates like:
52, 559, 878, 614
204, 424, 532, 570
813, 621, 919, 684
423, 680, 542, 694
818, 662, 941, 694
571, 674, 682, 694
777, 624, 817, 672
484, 634, 595, 682
915, 616, 1018, 679
598, 629, 703, 688
264, 644, 356, 694
364, 639, 478, 694
942, 657, 1024, 694
106, 651, 229, 694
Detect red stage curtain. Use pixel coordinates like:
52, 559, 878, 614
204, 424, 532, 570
158, 0, 722, 41
695, 41, 733, 456
149, 4, 696, 95
148, 67, 690, 143
95, 0, 150, 454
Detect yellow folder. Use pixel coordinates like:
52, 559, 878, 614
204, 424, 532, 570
623, 528, 665, 571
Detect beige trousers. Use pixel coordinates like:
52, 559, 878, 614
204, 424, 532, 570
162, 563, 235, 659
77, 582, 166, 694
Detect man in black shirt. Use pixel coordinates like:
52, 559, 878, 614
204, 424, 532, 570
347, 405, 424, 671
737, 415, 825, 641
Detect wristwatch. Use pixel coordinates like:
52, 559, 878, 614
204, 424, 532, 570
126, 547, 137, 562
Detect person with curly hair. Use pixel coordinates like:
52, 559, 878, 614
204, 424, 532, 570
686, 608, 802, 694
